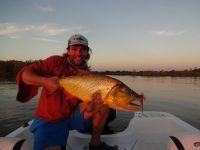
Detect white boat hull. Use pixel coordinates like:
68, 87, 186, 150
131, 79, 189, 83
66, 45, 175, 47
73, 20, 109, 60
1, 111, 200, 150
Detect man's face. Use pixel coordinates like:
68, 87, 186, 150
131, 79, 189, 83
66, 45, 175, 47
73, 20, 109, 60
67, 45, 89, 65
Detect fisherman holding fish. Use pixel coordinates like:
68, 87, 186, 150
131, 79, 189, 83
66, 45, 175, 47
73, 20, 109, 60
16, 34, 145, 150
16, 34, 119, 150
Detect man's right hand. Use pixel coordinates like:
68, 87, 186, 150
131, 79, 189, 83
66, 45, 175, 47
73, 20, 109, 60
42, 76, 61, 95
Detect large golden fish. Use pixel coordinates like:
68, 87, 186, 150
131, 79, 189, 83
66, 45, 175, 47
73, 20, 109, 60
59, 74, 144, 111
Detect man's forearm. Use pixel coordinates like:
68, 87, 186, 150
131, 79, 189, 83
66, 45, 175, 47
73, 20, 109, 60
22, 70, 46, 86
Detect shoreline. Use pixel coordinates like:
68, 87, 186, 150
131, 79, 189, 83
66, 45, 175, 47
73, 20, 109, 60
1, 74, 200, 82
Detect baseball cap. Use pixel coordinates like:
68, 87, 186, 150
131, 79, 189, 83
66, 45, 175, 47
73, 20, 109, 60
68, 34, 88, 46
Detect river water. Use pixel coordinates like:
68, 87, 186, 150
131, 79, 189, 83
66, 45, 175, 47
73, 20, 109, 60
0, 76, 200, 136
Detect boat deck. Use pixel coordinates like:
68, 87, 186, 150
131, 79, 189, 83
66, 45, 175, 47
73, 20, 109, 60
2, 111, 200, 150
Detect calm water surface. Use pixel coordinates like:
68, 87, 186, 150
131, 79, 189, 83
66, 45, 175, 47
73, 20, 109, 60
0, 76, 200, 136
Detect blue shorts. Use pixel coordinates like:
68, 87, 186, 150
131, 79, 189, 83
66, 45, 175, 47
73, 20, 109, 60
30, 107, 92, 150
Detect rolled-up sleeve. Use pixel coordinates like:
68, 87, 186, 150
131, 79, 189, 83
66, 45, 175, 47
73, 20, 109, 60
16, 66, 39, 102
16, 56, 57, 102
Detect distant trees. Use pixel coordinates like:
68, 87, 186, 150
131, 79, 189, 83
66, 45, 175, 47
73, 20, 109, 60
0, 59, 200, 81
0, 60, 39, 81
94, 68, 200, 77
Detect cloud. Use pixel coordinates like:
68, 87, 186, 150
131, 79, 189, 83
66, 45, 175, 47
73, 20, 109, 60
35, 24, 74, 36
0, 23, 29, 35
32, 37, 63, 43
36, 5, 54, 12
0, 23, 81, 36
0, 23, 20, 35
150, 30, 186, 37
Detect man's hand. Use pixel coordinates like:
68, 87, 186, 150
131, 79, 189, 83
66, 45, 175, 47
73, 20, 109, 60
42, 76, 61, 95
83, 92, 104, 120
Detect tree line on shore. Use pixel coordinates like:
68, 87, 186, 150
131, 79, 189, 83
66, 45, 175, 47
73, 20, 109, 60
0, 60, 200, 81
0, 60, 39, 81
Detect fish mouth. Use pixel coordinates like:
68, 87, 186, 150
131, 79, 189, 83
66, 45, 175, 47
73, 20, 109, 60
129, 100, 141, 107
126, 98, 143, 110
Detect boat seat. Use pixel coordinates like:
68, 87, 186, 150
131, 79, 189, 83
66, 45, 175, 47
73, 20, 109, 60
167, 132, 200, 150
0, 137, 31, 150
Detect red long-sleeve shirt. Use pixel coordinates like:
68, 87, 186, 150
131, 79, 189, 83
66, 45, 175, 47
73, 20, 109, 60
16, 55, 86, 122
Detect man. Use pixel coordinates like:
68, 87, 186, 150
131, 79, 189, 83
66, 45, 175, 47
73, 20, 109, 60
16, 34, 117, 150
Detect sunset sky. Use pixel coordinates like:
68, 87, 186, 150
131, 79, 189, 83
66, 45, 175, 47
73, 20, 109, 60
0, 0, 200, 71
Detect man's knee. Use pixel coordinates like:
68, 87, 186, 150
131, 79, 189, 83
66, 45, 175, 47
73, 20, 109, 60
92, 105, 109, 125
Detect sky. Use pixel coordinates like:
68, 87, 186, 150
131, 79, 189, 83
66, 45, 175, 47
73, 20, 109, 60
0, 0, 200, 71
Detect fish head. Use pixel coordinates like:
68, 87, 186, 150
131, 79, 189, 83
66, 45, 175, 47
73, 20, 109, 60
105, 84, 143, 111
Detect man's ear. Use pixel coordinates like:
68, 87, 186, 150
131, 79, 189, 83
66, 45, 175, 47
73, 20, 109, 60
66, 48, 69, 54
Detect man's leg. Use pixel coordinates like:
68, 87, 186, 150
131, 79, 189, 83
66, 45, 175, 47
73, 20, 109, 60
91, 104, 109, 145
89, 104, 118, 150
102, 108, 116, 134
31, 119, 69, 150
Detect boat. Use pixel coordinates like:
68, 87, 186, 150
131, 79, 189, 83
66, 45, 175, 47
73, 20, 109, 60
0, 111, 200, 150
